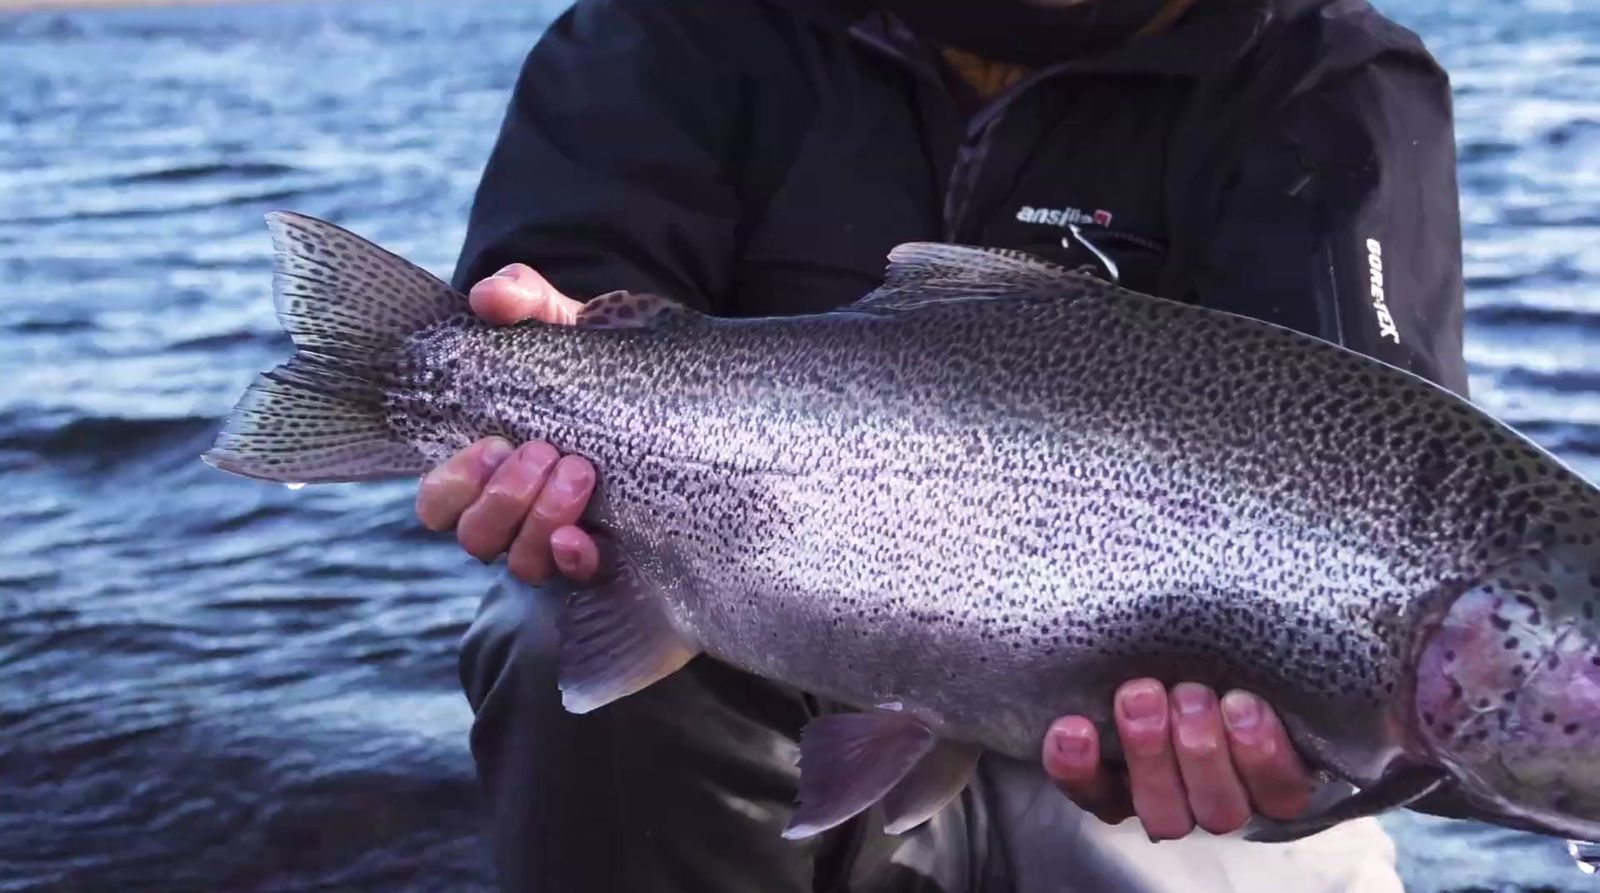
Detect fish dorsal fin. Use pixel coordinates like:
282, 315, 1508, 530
265, 211, 468, 352
576, 290, 701, 329
846, 242, 1088, 313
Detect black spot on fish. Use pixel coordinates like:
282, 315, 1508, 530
1504, 637, 1520, 650
1542, 712, 1557, 724
1491, 614, 1513, 631
1537, 583, 1559, 603
1565, 723, 1581, 736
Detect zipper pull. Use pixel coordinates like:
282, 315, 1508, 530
1064, 223, 1121, 284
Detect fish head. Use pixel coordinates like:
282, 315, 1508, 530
1413, 514, 1600, 841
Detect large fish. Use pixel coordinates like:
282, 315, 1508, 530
205, 212, 1600, 845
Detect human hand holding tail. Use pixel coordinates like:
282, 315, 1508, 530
414, 264, 601, 583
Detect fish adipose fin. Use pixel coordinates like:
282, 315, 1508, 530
557, 558, 701, 714
783, 711, 979, 840
1245, 764, 1450, 843
577, 290, 701, 329
847, 242, 1089, 312
202, 212, 468, 483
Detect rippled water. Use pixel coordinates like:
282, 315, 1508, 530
0, 0, 1595, 891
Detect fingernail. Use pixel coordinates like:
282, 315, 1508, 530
1052, 726, 1092, 763
552, 538, 581, 569
1121, 683, 1163, 725
1221, 691, 1261, 732
492, 264, 520, 279
480, 440, 513, 474
518, 442, 556, 472
1174, 687, 1217, 752
551, 462, 591, 500
1174, 684, 1213, 717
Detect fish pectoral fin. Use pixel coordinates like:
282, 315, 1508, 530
782, 712, 940, 840
576, 291, 701, 329
1244, 764, 1450, 843
882, 739, 982, 835
556, 560, 700, 715
845, 242, 1088, 313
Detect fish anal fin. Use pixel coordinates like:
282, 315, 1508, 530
576, 290, 700, 329
1245, 764, 1449, 843
882, 739, 981, 835
557, 559, 700, 714
782, 712, 937, 840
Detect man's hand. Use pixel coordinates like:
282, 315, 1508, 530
1042, 680, 1313, 840
414, 264, 602, 584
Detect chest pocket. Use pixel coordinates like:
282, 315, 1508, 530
733, 76, 946, 317
964, 78, 1180, 295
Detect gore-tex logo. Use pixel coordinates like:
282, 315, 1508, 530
1016, 205, 1113, 228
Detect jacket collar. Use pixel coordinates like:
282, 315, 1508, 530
773, 0, 1347, 79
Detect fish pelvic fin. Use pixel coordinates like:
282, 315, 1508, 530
1244, 764, 1449, 843
782, 710, 979, 840
203, 213, 463, 483
557, 557, 700, 715
881, 738, 982, 835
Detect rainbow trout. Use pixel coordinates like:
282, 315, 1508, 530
206, 212, 1600, 845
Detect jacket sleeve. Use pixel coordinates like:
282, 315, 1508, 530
1186, 53, 1470, 397
449, 0, 744, 312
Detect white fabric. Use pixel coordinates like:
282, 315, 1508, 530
981, 756, 1405, 893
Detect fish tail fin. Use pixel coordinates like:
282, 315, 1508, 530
201, 212, 468, 484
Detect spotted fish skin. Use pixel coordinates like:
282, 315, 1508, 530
206, 212, 1600, 844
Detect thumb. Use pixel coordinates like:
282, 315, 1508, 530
468, 263, 583, 326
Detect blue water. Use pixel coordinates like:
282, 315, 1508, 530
0, 0, 1595, 890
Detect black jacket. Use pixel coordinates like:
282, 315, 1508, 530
454, 0, 1468, 394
